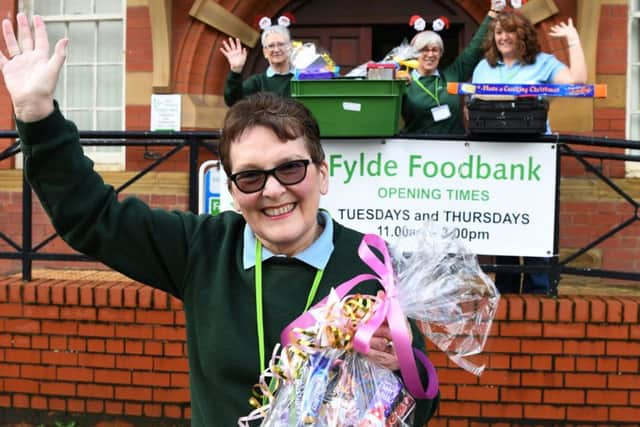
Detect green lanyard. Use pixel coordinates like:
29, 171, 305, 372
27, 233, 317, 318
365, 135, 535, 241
413, 75, 440, 105
254, 239, 324, 374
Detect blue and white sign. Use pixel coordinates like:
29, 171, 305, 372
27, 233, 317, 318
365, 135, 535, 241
198, 160, 222, 215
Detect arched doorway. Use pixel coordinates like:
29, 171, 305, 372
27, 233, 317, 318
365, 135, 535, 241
242, 0, 481, 77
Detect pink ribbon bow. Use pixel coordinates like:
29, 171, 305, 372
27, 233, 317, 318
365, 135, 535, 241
280, 233, 439, 400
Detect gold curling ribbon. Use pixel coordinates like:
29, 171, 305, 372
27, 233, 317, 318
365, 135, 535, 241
246, 292, 383, 414
250, 382, 272, 409
325, 325, 352, 349
342, 294, 376, 330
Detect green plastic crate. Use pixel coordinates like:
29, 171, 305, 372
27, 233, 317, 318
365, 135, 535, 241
290, 79, 406, 137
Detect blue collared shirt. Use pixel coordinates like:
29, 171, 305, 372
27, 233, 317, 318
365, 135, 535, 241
411, 69, 441, 80
243, 210, 334, 270
265, 66, 295, 77
472, 53, 564, 86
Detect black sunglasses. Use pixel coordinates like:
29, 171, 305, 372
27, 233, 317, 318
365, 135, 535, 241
229, 159, 311, 194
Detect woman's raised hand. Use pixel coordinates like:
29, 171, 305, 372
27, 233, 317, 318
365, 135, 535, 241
1, 13, 67, 122
220, 37, 247, 74
549, 18, 581, 46
549, 17, 586, 83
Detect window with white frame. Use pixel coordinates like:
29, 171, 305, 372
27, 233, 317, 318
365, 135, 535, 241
628, 0, 639, 141
20, 0, 125, 170
627, 0, 640, 176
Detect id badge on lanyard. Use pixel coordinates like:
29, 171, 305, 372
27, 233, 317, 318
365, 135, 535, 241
431, 104, 451, 122
414, 75, 451, 122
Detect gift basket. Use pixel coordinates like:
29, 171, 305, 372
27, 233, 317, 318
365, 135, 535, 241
238, 224, 500, 426
244, 292, 418, 426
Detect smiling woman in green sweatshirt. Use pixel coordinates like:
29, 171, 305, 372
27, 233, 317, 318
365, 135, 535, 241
1, 13, 439, 426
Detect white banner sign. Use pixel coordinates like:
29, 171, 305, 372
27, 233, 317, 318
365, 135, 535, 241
217, 138, 557, 257
320, 139, 557, 256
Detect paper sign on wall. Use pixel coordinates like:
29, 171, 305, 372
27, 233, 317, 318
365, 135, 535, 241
150, 94, 182, 131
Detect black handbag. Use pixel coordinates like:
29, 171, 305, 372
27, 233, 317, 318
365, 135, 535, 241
466, 97, 549, 136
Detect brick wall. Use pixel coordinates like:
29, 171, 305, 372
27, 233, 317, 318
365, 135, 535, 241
0, 277, 190, 425
593, 4, 628, 141
558, 201, 640, 272
1, 279, 638, 426
126, 7, 153, 73
0, 189, 189, 276
596, 5, 628, 76
429, 295, 640, 426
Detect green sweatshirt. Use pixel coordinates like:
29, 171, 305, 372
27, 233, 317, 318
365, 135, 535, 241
224, 71, 292, 107
401, 15, 493, 135
18, 106, 438, 426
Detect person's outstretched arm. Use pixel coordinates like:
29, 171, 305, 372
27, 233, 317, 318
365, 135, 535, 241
549, 18, 587, 84
1, 13, 201, 297
221, 37, 250, 106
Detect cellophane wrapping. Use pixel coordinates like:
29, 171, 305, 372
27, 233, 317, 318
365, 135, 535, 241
239, 224, 499, 426
390, 223, 500, 376
345, 39, 417, 78
238, 292, 417, 427
261, 347, 415, 426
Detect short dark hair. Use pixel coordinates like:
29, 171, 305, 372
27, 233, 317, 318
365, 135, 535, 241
483, 10, 540, 67
219, 93, 325, 177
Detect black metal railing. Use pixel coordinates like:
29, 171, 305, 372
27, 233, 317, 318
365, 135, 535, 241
555, 135, 640, 282
1, 130, 640, 295
0, 129, 220, 280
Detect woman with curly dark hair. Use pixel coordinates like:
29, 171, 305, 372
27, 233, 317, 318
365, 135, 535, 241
471, 9, 586, 295
472, 9, 586, 85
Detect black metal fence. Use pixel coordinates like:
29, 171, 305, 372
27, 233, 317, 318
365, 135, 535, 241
1, 130, 640, 295
0, 129, 219, 280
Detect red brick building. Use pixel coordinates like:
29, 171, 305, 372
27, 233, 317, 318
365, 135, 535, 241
0, 0, 639, 426
1, 0, 637, 275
